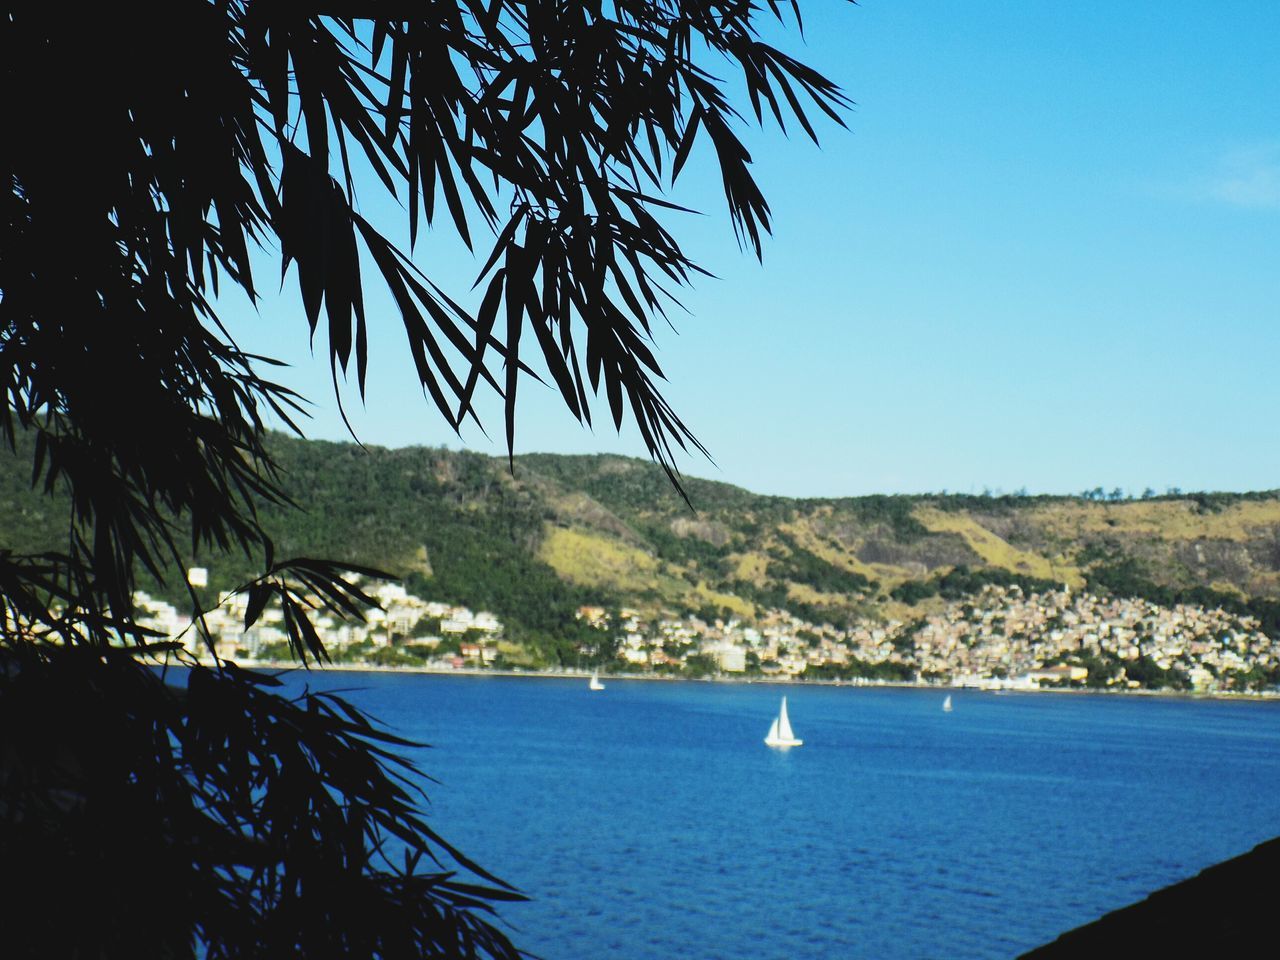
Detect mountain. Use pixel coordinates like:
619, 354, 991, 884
5, 432, 1280, 659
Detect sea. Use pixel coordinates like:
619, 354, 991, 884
274, 672, 1280, 959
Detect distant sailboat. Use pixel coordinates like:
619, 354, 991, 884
942, 694, 953, 712
764, 696, 803, 748
588, 669, 605, 691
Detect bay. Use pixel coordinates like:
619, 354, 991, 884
280, 673, 1280, 959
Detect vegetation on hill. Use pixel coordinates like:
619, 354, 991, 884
6, 433, 1280, 643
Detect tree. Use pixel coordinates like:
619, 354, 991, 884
1, 3, 846, 956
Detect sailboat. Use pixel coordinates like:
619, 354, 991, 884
942, 694, 953, 712
588, 669, 605, 691
764, 696, 803, 748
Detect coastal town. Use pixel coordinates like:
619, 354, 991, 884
137, 567, 1280, 696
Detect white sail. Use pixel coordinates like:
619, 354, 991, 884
777, 697, 795, 741
764, 696, 803, 747
942, 694, 953, 712
589, 669, 605, 691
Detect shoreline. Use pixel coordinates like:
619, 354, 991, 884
225, 660, 1280, 703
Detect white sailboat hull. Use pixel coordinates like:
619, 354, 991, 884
764, 734, 804, 747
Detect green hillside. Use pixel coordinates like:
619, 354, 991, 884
5, 432, 1280, 658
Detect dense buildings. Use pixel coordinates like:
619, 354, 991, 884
129, 575, 1278, 695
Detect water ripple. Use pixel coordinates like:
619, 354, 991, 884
279, 675, 1280, 959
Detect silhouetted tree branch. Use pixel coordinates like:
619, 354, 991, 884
1, 2, 847, 956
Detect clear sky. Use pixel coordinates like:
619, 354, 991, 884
220, 1, 1280, 499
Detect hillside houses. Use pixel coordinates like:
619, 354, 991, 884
134, 579, 503, 667
123, 571, 1280, 695
572, 584, 1278, 693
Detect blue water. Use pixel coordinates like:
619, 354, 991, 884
279, 674, 1280, 958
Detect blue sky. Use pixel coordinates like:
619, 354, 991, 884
221, 1, 1280, 499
